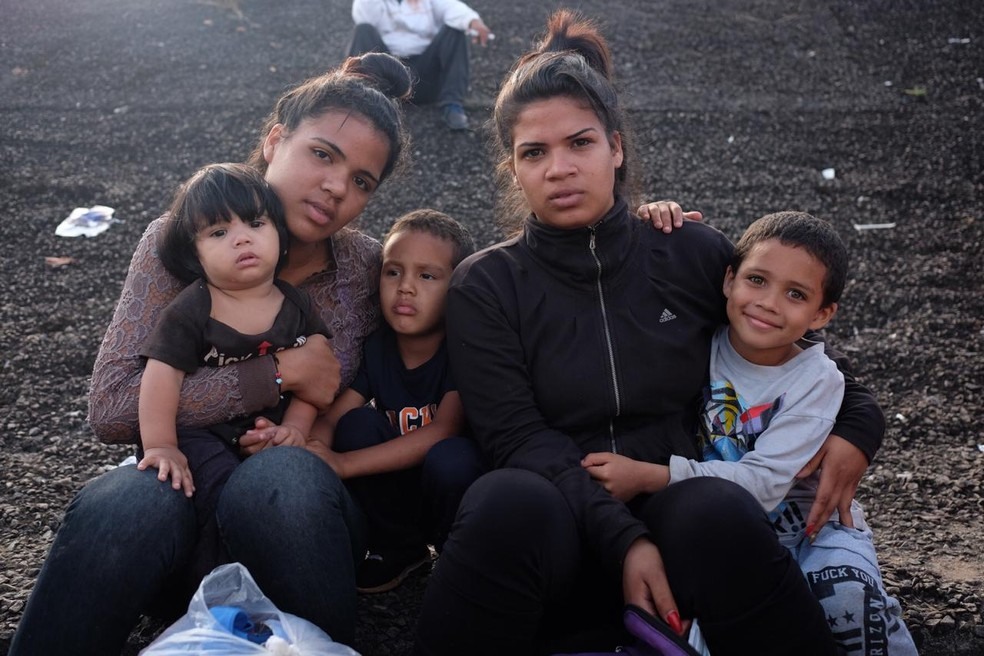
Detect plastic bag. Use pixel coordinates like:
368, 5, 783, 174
140, 562, 360, 655
54, 205, 118, 237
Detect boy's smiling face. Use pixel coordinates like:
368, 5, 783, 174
723, 239, 837, 366
380, 230, 456, 339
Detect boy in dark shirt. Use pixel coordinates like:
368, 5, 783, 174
310, 209, 486, 593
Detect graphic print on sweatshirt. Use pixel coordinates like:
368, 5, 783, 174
699, 378, 801, 531
700, 377, 784, 457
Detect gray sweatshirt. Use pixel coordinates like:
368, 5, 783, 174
669, 325, 844, 514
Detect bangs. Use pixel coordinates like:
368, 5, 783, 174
184, 174, 269, 232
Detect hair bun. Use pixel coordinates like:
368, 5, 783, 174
342, 52, 413, 101
539, 9, 613, 80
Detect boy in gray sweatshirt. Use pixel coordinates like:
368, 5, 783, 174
584, 211, 916, 655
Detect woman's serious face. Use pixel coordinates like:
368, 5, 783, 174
510, 96, 623, 230
262, 110, 390, 246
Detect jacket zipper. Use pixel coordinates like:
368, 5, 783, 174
589, 227, 621, 453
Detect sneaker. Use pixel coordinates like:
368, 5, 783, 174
356, 545, 433, 594
442, 103, 469, 131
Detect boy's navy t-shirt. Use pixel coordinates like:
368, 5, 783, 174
349, 324, 455, 436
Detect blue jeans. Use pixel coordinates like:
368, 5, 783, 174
9, 446, 365, 656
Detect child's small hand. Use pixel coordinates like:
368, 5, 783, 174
241, 418, 307, 451
269, 425, 306, 448
582, 452, 666, 502
582, 451, 632, 500
138, 446, 195, 497
240, 417, 280, 455
636, 201, 703, 234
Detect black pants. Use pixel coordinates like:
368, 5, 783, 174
173, 428, 242, 593
347, 23, 470, 107
333, 406, 486, 553
414, 469, 838, 656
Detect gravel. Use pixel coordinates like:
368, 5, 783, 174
1, 0, 981, 654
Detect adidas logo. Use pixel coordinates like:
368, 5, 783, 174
659, 308, 677, 323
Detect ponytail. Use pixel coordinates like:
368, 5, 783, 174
491, 10, 636, 232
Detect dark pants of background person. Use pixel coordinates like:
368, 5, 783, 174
414, 470, 840, 656
9, 447, 366, 656
333, 406, 486, 554
347, 23, 470, 108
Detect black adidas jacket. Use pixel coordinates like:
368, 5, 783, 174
446, 199, 884, 570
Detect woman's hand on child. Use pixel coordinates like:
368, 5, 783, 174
138, 446, 195, 497
274, 334, 341, 411
622, 538, 687, 636
796, 433, 865, 539
636, 201, 703, 233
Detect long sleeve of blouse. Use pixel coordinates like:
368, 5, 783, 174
87, 216, 381, 444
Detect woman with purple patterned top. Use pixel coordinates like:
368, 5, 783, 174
11, 53, 413, 656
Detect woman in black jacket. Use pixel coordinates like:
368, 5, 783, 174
414, 10, 882, 656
